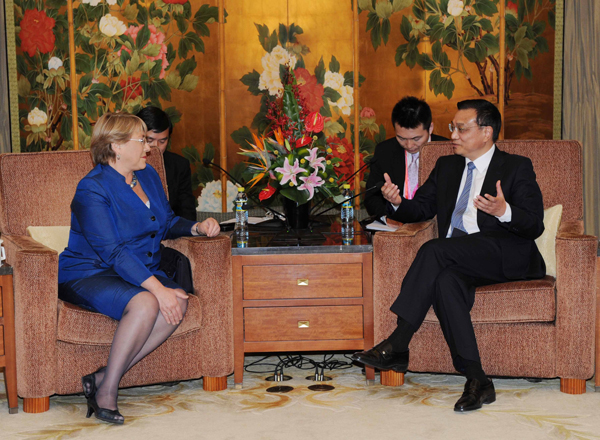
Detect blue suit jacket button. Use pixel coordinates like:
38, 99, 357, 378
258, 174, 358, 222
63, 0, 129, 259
147, 252, 153, 257
151, 233, 156, 238
150, 216, 156, 221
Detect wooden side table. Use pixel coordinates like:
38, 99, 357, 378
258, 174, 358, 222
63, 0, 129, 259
0, 264, 18, 413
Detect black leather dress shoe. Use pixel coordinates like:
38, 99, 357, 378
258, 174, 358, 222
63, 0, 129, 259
454, 379, 496, 412
352, 340, 409, 372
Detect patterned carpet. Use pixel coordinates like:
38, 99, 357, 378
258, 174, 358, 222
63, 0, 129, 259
1, 356, 599, 440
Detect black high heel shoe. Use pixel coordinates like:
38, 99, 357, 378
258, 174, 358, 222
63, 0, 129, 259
86, 394, 124, 425
82, 366, 106, 399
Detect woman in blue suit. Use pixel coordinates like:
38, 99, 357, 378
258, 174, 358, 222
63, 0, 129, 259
58, 112, 220, 424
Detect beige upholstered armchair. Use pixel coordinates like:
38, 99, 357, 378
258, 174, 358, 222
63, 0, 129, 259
0, 149, 233, 412
372, 140, 596, 393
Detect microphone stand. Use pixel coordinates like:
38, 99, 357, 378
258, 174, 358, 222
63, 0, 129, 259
309, 158, 377, 215
308, 182, 384, 227
203, 159, 287, 228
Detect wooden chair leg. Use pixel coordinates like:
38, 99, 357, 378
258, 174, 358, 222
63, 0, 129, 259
560, 378, 586, 394
380, 370, 404, 386
203, 376, 228, 391
23, 397, 50, 413
3, 368, 18, 414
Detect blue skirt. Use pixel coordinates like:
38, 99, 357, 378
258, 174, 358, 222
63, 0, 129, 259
58, 270, 182, 320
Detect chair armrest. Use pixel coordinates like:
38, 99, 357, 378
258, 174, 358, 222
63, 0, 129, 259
372, 220, 436, 342
2, 234, 59, 398
554, 230, 597, 379
162, 235, 233, 376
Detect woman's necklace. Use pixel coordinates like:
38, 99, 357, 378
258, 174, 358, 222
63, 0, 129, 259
129, 172, 138, 189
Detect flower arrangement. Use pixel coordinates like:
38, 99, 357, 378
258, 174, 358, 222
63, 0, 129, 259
239, 68, 343, 206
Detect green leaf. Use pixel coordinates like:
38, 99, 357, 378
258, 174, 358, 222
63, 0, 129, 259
177, 57, 197, 78
182, 145, 203, 164
514, 26, 527, 44
366, 11, 379, 32
184, 32, 205, 54
89, 83, 112, 99
323, 87, 342, 103
381, 18, 391, 45
472, 0, 497, 16
255, 23, 271, 51
395, 43, 408, 66
314, 57, 325, 84
231, 126, 254, 147
431, 40, 442, 63
180, 74, 198, 92
417, 53, 436, 70
126, 51, 141, 76
374, 124, 386, 144
480, 33, 499, 55
278, 23, 288, 46
203, 142, 215, 161
343, 71, 366, 87
141, 43, 162, 58
17, 76, 31, 97
164, 106, 181, 124
147, 79, 171, 102
123, 3, 138, 21
282, 85, 300, 125
535, 36, 549, 54
516, 47, 529, 69
370, 19, 381, 50
405, 46, 419, 68
288, 23, 303, 44
400, 15, 411, 41
136, 25, 151, 50
478, 18, 493, 32
241, 70, 261, 95
320, 99, 332, 118
392, 0, 412, 12
175, 14, 188, 33
280, 188, 309, 205
60, 114, 72, 142
463, 47, 478, 63
329, 56, 340, 73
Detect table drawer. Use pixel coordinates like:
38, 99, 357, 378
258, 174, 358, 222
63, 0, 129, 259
243, 264, 363, 300
244, 306, 363, 341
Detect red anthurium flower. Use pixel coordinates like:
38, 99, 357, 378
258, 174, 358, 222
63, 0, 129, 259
305, 111, 324, 133
295, 135, 312, 149
258, 183, 276, 201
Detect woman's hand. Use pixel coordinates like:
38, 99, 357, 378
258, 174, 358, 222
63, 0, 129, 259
195, 218, 220, 237
153, 286, 188, 325
141, 276, 188, 325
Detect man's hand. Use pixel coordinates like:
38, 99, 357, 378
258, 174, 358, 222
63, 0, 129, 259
196, 218, 220, 237
382, 173, 402, 206
474, 180, 507, 217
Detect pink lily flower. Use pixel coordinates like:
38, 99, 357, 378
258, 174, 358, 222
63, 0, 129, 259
304, 147, 326, 172
298, 169, 325, 201
275, 158, 307, 186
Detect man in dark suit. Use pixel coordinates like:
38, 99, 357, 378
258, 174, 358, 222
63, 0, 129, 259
137, 107, 197, 221
364, 96, 448, 219
353, 99, 545, 412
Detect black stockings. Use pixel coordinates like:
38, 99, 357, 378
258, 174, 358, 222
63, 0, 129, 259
93, 291, 188, 410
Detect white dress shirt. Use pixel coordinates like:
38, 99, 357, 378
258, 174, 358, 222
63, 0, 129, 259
446, 145, 512, 237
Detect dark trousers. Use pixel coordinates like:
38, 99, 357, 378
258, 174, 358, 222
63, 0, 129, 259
390, 233, 512, 370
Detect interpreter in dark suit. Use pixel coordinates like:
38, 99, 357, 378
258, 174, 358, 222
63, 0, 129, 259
354, 100, 546, 412
364, 96, 448, 219
137, 106, 197, 221
58, 113, 220, 424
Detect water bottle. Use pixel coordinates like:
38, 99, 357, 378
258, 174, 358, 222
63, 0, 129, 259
235, 228, 248, 248
341, 223, 354, 246
235, 187, 248, 230
341, 184, 354, 226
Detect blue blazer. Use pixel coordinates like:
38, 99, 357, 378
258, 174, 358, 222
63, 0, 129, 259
59, 163, 197, 286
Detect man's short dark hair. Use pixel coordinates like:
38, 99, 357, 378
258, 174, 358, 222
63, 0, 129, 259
457, 99, 502, 142
391, 96, 432, 131
136, 106, 173, 136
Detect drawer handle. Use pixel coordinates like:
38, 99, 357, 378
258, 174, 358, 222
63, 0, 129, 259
297, 279, 309, 286
298, 321, 310, 328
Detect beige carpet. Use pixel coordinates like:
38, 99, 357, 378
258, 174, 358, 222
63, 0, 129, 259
1, 357, 600, 440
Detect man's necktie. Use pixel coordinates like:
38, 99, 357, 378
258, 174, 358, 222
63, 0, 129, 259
450, 162, 476, 235
407, 153, 419, 199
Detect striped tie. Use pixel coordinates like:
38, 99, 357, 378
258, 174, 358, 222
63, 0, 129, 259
450, 162, 476, 235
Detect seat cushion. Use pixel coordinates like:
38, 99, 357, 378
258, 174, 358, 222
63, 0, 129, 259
423, 276, 556, 324
56, 294, 202, 345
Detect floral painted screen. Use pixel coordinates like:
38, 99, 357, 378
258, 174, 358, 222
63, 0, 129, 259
10, 0, 561, 208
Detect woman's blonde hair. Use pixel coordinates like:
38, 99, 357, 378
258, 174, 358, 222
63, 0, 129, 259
90, 113, 147, 165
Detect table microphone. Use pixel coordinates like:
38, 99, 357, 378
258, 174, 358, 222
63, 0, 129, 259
310, 157, 378, 215
201, 159, 287, 223
310, 181, 384, 219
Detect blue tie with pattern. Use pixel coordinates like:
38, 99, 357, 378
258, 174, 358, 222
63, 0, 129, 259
450, 162, 476, 236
